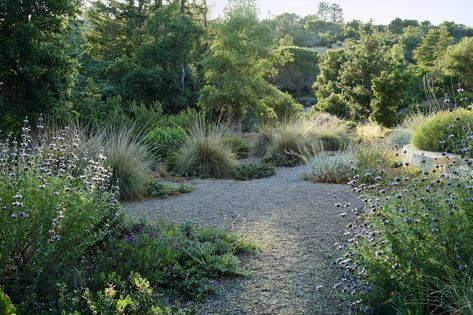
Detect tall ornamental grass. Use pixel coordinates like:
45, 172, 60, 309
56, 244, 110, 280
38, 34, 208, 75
174, 116, 238, 178
263, 114, 351, 166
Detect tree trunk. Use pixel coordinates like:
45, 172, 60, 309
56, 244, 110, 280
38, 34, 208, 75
180, 0, 186, 13
180, 64, 186, 89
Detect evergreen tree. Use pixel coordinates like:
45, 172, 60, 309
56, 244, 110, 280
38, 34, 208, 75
0, 0, 80, 132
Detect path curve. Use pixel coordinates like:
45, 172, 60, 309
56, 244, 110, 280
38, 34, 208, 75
125, 165, 360, 315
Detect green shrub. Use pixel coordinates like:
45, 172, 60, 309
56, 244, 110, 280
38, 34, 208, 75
0, 126, 123, 313
304, 151, 354, 183
233, 163, 276, 181
93, 222, 256, 300
221, 136, 249, 159
145, 178, 193, 198
145, 126, 186, 159
253, 126, 274, 157
411, 108, 473, 155
0, 288, 16, 315
174, 117, 238, 178
311, 93, 351, 119
347, 159, 473, 313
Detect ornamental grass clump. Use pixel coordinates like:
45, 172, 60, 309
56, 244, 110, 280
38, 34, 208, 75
411, 108, 473, 156
263, 114, 351, 166
174, 116, 238, 178
335, 121, 473, 313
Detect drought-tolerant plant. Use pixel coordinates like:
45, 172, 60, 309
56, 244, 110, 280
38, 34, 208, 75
355, 121, 389, 143
173, 117, 238, 178
0, 288, 16, 315
343, 158, 473, 314
96, 124, 153, 200
353, 144, 399, 183
233, 163, 276, 181
221, 135, 250, 159
411, 108, 473, 156
145, 126, 186, 159
0, 123, 124, 313
93, 222, 256, 300
263, 115, 350, 166
144, 177, 193, 198
304, 151, 354, 183
386, 127, 412, 148
253, 125, 275, 157
81, 272, 171, 314
0, 119, 256, 314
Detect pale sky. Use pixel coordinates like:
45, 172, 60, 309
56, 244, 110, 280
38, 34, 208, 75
209, 0, 473, 26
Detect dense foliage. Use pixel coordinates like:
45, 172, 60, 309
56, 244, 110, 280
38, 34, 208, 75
2, 0, 473, 131
411, 108, 473, 155
0, 123, 254, 314
343, 132, 473, 314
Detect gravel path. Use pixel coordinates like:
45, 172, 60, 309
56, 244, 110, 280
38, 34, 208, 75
125, 165, 360, 315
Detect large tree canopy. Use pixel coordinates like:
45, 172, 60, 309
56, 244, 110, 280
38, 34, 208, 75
0, 0, 79, 131
273, 46, 319, 98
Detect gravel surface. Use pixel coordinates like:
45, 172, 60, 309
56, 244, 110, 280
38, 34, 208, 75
125, 165, 360, 315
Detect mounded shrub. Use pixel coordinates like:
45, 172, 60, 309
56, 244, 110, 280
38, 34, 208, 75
174, 117, 238, 178
311, 93, 352, 119
253, 126, 274, 157
304, 151, 354, 183
387, 127, 412, 148
145, 126, 186, 159
90, 222, 256, 301
411, 108, 473, 156
233, 163, 276, 181
221, 135, 249, 159
144, 177, 193, 198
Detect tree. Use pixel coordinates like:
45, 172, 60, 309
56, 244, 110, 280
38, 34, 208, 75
199, 0, 274, 126
339, 32, 409, 123
315, 2, 343, 23
83, 2, 203, 114
329, 3, 343, 23
370, 70, 409, 126
399, 25, 424, 62
387, 18, 419, 35
0, 0, 80, 132
315, 2, 331, 21
273, 47, 319, 97
437, 37, 473, 90
313, 48, 347, 101
413, 25, 453, 71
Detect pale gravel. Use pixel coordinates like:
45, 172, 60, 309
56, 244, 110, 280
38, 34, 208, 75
124, 165, 360, 315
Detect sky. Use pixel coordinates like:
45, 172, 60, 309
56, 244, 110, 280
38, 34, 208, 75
209, 0, 473, 26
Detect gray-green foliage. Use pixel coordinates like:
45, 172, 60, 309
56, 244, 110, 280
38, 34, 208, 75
174, 117, 238, 178
304, 151, 354, 183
